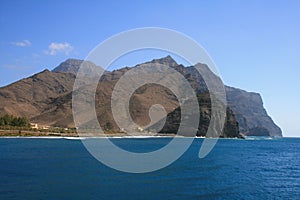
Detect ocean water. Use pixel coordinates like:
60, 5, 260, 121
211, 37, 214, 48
0, 137, 299, 199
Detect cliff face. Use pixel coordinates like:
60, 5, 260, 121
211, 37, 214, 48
225, 86, 282, 136
148, 92, 241, 138
0, 56, 282, 137
179, 65, 282, 137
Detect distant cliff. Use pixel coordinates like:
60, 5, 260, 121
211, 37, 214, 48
145, 57, 281, 136
225, 86, 281, 136
0, 56, 282, 137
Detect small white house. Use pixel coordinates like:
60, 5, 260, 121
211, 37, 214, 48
30, 123, 38, 129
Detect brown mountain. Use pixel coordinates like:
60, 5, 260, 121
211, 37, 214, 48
0, 69, 75, 119
0, 56, 282, 137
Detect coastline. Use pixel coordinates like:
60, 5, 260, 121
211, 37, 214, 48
0, 129, 254, 139
0, 129, 178, 138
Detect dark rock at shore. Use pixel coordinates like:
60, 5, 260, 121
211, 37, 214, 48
243, 127, 271, 136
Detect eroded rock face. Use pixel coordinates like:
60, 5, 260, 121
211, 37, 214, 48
161, 62, 281, 137
148, 92, 241, 138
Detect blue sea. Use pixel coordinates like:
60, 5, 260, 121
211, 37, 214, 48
0, 137, 299, 199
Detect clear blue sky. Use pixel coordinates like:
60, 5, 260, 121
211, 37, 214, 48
0, 0, 299, 137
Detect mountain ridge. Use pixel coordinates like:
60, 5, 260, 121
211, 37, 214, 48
0, 56, 282, 137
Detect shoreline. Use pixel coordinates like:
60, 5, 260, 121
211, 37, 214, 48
0, 130, 233, 139
0, 129, 178, 138
0, 136, 279, 140
0, 129, 278, 140
0, 136, 247, 140
1, 130, 275, 139
0, 134, 253, 140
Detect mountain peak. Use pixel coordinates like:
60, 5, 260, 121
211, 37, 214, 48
52, 58, 98, 75
148, 55, 178, 67
60, 58, 86, 67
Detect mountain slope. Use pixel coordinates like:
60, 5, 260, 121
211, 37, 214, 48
0, 57, 282, 137
0, 69, 75, 119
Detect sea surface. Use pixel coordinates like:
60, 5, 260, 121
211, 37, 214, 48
0, 137, 299, 199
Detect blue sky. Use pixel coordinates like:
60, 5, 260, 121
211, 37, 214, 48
0, 0, 299, 136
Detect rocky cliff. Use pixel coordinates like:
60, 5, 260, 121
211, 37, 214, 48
225, 86, 281, 136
